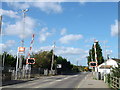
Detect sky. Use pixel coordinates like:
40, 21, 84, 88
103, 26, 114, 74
0, 2, 118, 66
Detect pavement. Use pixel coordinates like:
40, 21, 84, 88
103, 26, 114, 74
78, 72, 112, 89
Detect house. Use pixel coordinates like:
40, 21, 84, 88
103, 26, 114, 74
97, 58, 119, 74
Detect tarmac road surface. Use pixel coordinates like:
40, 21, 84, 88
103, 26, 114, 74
2, 72, 89, 89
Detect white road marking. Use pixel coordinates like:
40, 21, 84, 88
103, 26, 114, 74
63, 77, 69, 80
34, 76, 74, 88
73, 75, 79, 77
56, 80, 62, 81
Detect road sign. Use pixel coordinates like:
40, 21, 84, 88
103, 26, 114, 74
89, 62, 97, 67
57, 64, 62, 68
26, 58, 35, 64
18, 47, 25, 52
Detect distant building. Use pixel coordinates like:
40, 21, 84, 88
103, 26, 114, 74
97, 58, 119, 74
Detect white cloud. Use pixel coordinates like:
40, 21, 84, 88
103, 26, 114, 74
85, 37, 95, 43
0, 40, 16, 53
60, 28, 67, 35
111, 20, 118, 37
106, 49, 112, 55
40, 46, 52, 51
0, 9, 19, 18
6, 40, 16, 47
0, 44, 7, 52
7, 2, 63, 14
5, 16, 35, 39
34, 46, 88, 56
59, 34, 83, 44
55, 47, 88, 55
78, 0, 87, 4
39, 27, 53, 42
32, 2, 63, 14
7, 2, 30, 10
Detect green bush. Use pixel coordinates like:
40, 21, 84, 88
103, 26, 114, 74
106, 74, 110, 84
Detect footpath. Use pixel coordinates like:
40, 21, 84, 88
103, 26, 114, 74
78, 72, 112, 89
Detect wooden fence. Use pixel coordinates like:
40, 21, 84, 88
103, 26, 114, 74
110, 76, 120, 90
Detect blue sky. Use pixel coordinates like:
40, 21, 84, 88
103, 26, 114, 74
0, 2, 118, 66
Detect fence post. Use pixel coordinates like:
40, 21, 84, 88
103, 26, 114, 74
110, 75, 112, 88
110, 76, 112, 88
119, 78, 120, 89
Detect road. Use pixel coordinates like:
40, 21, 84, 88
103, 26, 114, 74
2, 72, 89, 89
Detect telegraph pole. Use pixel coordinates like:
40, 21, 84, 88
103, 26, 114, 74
0, 15, 2, 35
77, 60, 78, 66
51, 42, 55, 71
0, 15, 3, 71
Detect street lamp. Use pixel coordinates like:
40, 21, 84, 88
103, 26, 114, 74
15, 9, 29, 80
21, 9, 29, 47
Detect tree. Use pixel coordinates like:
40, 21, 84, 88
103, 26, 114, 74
56, 56, 80, 74
33, 51, 52, 69
87, 49, 92, 65
56, 56, 73, 71
1, 52, 16, 67
72, 65, 80, 72
87, 41, 104, 66
78, 66, 85, 72
32, 50, 79, 73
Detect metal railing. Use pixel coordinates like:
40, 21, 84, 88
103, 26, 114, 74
2, 67, 45, 81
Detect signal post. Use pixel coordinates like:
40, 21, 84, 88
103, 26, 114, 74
15, 47, 25, 80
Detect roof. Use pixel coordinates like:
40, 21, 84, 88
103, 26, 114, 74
99, 65, 112, 69
111, 58, 120, 62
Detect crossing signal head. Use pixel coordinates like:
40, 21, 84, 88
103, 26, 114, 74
89, 62, 97, 67
18, 47, 25, 52
26, 58, 35, 64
